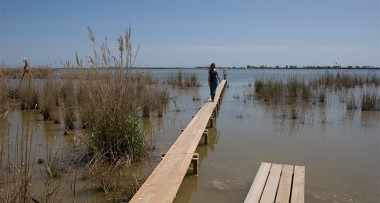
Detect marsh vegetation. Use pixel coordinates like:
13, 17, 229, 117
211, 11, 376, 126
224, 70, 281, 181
0, 26, 201, 202
1, 68, 379, 202
251, 73, 380, 121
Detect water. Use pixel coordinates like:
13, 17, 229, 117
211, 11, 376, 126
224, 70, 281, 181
1, 68, 379, 202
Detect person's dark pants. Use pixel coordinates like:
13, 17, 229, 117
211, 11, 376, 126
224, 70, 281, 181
210, 83, 218, 102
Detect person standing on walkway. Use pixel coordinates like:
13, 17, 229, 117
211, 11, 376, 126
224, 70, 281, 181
208, 63, 221, 102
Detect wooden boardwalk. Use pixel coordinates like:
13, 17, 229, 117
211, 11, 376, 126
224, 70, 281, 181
130, 80, 227, 203
244, 162, 305, 203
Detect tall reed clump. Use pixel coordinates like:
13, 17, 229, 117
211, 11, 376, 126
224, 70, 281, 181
164, 70, 200, 87
361, 91, 380, 111
39, 68, 60, 122
254, 79, 264, 94
313, 73, 379, 90
61, 72, 77, 131
253, 76, 317, 120
0, 76, 9, 112
89, 105, 145, 162
19, 83, 39, 110
254, 78, 285, 103
318, 89, 326, 103
77, 73, 147, 162
346, 92, 358, 110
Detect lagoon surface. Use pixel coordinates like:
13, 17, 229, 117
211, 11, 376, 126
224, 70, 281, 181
1, 68, 379, 202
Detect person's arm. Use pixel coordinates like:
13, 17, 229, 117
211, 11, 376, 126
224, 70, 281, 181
208, 70, 211, 86
216, 70, 221, 82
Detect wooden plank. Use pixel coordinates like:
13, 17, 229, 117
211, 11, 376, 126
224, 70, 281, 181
276, 165, 294, 203
244, 162, 272, 203
130, 80, 226, 203
260, 164, 283, 203
290, 166, 305, 203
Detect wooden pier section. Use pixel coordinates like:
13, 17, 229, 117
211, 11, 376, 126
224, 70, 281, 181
244, 162, 305, 203
130, 80, 227, 203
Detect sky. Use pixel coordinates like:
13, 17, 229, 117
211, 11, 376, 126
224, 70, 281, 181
1, 0, 379, 68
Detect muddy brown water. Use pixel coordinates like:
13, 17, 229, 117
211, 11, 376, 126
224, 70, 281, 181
1, 69, 379, 202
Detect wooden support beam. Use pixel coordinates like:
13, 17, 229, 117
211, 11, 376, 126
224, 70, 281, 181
202, 129, 208, 144
191, 153, 199, 174
161, 153, 199, 174
207, 117, 214, 128
212, 108, 217, 117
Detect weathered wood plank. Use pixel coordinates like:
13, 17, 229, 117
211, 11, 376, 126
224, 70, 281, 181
290, 165, 305, 203
244, 162, 272, 203
130, 80, 226, 203
276, 165, 294, 203
260, 164, 283, 203
245, 162, 305, 203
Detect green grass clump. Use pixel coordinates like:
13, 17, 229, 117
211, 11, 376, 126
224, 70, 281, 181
88, 105, 146, 162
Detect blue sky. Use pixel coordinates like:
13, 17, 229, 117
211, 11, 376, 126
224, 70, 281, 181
1, 0, 379, 67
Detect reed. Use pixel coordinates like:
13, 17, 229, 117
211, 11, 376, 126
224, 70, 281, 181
0, 77, 9, 111
88, 104, 146, 162
301, 83, 311, 101
19, 85, 39, 110
117, 35, 124, 68
361, 91, 380, 111
318, 90, 326, 103
0, 26, 172, 201
313, 72, 378, 90
366, 73, 380, 86
87, 26, 98, 69
39, 68, 60, 121
254, 79, 286, 104
346, 92, 358, 110
71, 69, 169, 161
254, 79, 264, 94
164, 70, 200, 87
286, 77, 300, 100
0, 68, 23, 79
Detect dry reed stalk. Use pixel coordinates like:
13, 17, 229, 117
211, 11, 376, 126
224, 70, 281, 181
125, 27, 132, 68
75, 52, 83, 68
361, 91, 380, 111
346, 93, 358, 110
318, 90, 326, 103
100, 38, 111, 67
87, 26, 98, 68
40, 68, 58, 121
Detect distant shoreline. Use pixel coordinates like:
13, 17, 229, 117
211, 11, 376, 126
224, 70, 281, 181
3, 66, 379, 70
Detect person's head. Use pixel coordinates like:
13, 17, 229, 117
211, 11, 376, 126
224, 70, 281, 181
210, 63, 216, 69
